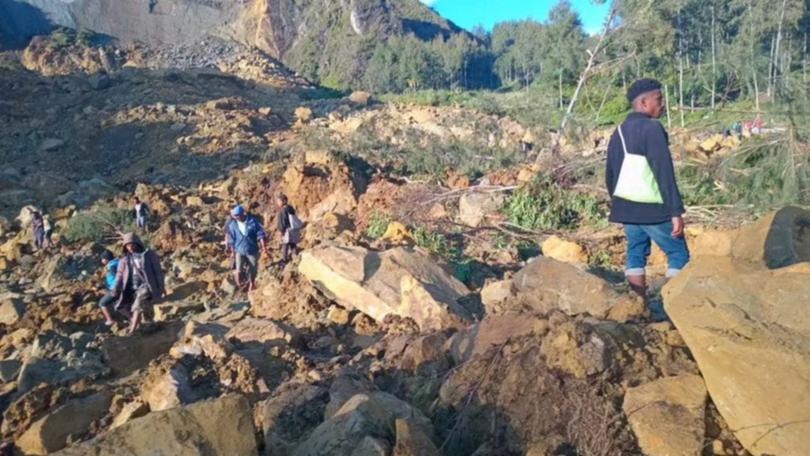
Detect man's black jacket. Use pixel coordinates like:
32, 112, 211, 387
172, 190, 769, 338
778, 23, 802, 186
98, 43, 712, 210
605, 112, 685, 224
276, 204, 297, 234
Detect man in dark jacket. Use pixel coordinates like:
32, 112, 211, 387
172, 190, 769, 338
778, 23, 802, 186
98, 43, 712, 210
605, 78, 689, 298
226, 205, 268, 292
111, 232, 165, 334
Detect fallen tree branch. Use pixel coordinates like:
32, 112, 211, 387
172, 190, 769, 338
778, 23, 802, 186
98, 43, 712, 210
439, 341, 508, 451
419, 185, 519, 206
548, 4, 619, 161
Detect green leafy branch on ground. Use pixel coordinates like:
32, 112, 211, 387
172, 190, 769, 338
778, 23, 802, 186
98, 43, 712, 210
503, 177, 607, 231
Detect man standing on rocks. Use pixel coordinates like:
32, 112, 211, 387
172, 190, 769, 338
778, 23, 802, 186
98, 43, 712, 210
132, 196, 150, 232
605, 78, 689, 298
275, 194, 301, 267
111, 233, 165, 334
226, 205, 268, 292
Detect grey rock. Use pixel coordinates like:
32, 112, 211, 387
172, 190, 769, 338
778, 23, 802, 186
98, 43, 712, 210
0, 359, 22, 382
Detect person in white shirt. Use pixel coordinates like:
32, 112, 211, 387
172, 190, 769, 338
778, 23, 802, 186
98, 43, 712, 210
133, 196, 150, 231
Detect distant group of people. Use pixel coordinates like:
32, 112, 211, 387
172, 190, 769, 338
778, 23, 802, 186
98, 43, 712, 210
95, 192, 302, 332
30, 210, 52, 251
27, 197, 150, 252
723, 114, 764, 138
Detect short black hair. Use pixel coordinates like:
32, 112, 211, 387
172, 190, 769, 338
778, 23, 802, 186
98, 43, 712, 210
101, 250, 114, 262
277, 193, 288, 203
627, 78, 663, 103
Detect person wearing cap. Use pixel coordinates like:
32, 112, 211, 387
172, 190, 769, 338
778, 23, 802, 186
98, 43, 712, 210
98, 249, 123, 326
605, 78, 689, 298
226, 205, 268, 292
111, 232, 165, 334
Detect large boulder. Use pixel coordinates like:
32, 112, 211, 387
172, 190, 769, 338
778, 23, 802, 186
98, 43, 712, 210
292, 392, 434, 456
54, 395, 257, 456
101, 322, 182, 376
16, 391, 113, 454
35, 251, 98, 293
493, 256, 638, 319
258, 382, 328, 456
298, 245, 470, 331
18, 332, 107, 393
447, 313, 548, 364
663, 255, 810, 455
732, 206, 810, 268
139, 360, 195, 412
0, 293, 25, 325
623, 374, 707, 456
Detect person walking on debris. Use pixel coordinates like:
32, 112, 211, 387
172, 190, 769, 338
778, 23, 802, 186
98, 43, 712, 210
275, 194, 302, 267
132, 196, 150, 231
31, 211, 45, 251
605, 78, 690, 298
98, 250, 125, 326
111, 233, 165, 334
226, 205, 268, 292
42, 214, 53, 249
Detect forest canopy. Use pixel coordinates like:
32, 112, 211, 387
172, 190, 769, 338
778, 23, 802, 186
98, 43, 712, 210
302, 0, 809, 111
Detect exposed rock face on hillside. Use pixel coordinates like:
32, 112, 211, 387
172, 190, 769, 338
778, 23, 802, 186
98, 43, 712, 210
0, 0, 461, 77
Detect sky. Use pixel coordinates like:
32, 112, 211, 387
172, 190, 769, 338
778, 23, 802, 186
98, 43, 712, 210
421, 0, 611, 34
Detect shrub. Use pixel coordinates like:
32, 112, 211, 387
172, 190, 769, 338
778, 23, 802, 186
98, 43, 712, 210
47, 28, 74, 50
504, 177, 607, 231
412, 225, 456, 259
364, 211, 391, 239
75, 28, 94, 47
62, 206, 136, 244
411, 224, 476, 283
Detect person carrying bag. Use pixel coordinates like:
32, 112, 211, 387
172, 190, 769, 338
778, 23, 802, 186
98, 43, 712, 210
605, 78, 690, 299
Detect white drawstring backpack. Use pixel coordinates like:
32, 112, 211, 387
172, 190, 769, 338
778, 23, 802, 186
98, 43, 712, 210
612, 125, 664, 204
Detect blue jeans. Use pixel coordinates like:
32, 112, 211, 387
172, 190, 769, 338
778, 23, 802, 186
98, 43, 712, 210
624, 222, 690, 278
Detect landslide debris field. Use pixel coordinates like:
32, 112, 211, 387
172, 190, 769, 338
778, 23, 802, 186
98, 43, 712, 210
0, 36, 809, 456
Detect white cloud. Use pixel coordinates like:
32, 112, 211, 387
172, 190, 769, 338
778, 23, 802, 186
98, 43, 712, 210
420, 0, 439, 5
